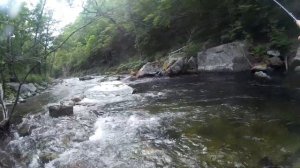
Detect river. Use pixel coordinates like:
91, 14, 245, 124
1, 73, 300, 168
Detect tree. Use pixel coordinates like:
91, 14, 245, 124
0, 0, 91, 130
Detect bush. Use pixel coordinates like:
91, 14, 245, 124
25, 74, 50, 84
115, 60, 145, 73
269, 27, 292, 53
183, 42, 201, 57
251, 45, 268, 61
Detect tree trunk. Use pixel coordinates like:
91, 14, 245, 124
0, 119, 9, 135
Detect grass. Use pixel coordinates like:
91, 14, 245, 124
25, 74, 51, 84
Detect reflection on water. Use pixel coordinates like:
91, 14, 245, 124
133, 73, 300, 167
2, 73, 300, 167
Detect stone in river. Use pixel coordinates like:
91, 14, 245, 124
48, 105, 73, 118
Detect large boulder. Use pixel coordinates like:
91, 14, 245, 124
186, 57, 198, 73
164, 53, 187, 75
48, 104, 73, 118
268, 56, 284, 67
137, 62, 162, 78
7, 83, 37, 95
197, 41, 251, 72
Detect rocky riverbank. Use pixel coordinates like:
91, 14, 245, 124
131, 41, 299, 80
5, 82, 50, 105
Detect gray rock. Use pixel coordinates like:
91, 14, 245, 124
267, 50, 280, 57
254, 71, 271, 80
166, 57, 185, 75
35, 84, 46, 91
71, 96, 84, 103
197, 41, 251, 72
39, 152, 58, 164
17, 120, 32, 137
18, 97, 26, 103
79, 76, 94, 81
251, 63, 268, 72
60, 100, 75, 107
137, 62, 162, 78
40, 82, 48, 87
164, 53, 187, 75
167, 52, 186, 64
268, 56, 283, 67
186, 57, 198, 73
48, 105, 73, 118
7, 83, 37, 95
294, 66, 300, 72
290, 46, 300, 71
24, 83, 37, 93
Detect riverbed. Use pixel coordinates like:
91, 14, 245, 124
1, 73, 300, 167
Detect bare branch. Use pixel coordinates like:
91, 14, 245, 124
8, 17, 100, 120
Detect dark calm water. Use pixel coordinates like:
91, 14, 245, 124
2, 73, 300, 168
131, 73, 300, 167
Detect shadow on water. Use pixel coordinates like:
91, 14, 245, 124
132, 72, 300, 167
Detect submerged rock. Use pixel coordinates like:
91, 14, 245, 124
39, 152, 59, 164
137, 62, 162, 78
71, 96, 84, 103
48, 105, 74, 118
79, 76, 94, 81
17, 122, 32, 137
197, 41, 251, 72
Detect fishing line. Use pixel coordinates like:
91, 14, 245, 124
271, 0, 298, 22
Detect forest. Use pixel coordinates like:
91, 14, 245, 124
53, 0, 300, 76
0, 0, 299, 79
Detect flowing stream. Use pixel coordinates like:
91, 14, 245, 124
1, 73, 300, 168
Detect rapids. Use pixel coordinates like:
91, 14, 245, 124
1, 73, 300, 167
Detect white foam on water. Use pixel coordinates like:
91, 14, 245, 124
80, 98, 100, 104
89, 119, 105, 141
88, 81, 133, 93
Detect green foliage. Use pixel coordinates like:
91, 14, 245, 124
251, 45, 268, 61
52, 0, 298, 76
25, 74, 50, 84
3, 86, 16, 100
183, 43, 201, 57
115, 60, 145, 73
0, 0, 55, 85
269, 27, 292, 53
